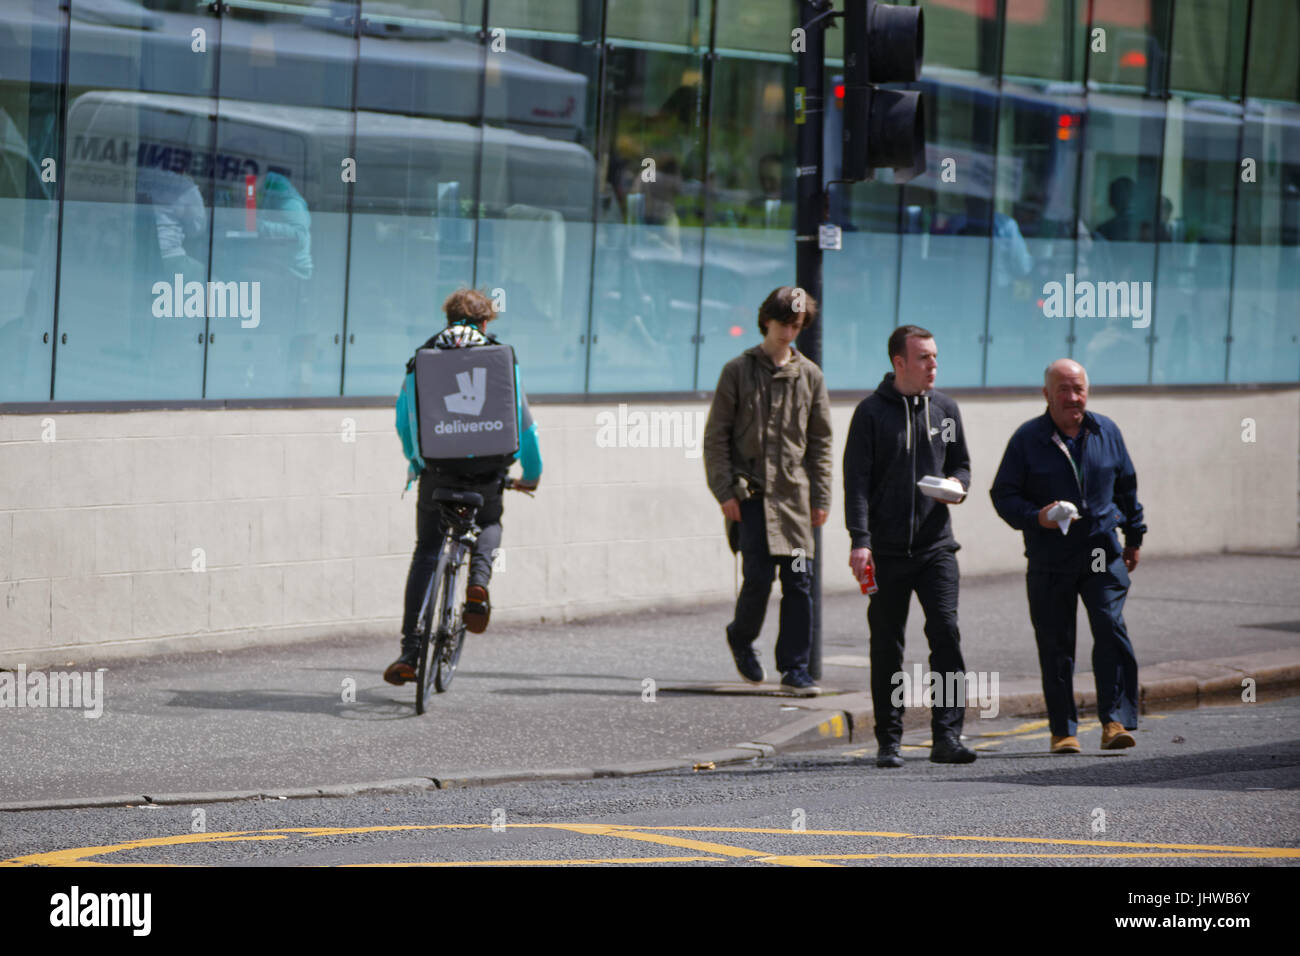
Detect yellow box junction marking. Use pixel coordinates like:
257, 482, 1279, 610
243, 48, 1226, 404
5, 822, 1297, 868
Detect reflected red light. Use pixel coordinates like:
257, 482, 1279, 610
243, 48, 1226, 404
1121, 50, 1147, 67
730, 325, 744, 337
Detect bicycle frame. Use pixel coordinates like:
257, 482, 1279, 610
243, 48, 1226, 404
415, 500, 480, 711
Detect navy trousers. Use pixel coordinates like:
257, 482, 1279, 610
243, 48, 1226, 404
726, 497, 813, 675
1026, 553, 1139, 737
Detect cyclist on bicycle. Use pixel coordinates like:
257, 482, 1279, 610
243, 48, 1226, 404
384, 288, 543, 685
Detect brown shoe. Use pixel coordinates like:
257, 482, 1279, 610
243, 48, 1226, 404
383, 657, 418, 685
1050, 735, 1081, 754
1101, 721, 1136, 750
464, 585, 490, 634
383, 639, 421, 685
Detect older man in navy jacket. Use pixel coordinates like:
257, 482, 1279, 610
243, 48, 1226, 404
990, 359, 1146, 754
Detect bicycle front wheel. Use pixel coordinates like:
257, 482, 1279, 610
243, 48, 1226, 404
433, 549, 468, 692
414, 548, 450, 714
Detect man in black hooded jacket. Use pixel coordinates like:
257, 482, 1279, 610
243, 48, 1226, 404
844, 326, 976, 767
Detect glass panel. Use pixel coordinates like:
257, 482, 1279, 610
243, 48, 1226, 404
1002, 0, 1085, 85
1152, 16, 1241, 386
202, 0, 356, 398
1227, 1, 1300, 384
714, 0, 795, 55
607, 0, 707, 47
589, 36, 708, 392
697, 54, 794, 391
53, 0, 216, 400
1089, 0, 1171, 94
343, 1, 485, 397
1073, 93, 1163, 384
1168, 0, 1244, 99
1228, 100, 1300, 383
985, 83, 1082, 386
472, 0, 599, 395
893, 74, 1000, 388
823, 64, 902, 391
0, 0, 63, 400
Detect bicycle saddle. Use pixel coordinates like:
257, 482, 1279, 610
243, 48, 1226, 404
431, 488, 483, 509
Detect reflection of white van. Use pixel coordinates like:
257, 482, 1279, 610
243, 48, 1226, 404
64, 90, 595, 220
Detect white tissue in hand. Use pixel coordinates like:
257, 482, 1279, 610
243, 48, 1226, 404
1047, 501, 1079, 534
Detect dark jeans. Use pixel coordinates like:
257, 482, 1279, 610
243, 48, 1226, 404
1027, 553, 1138, 737
867, 547, 966, 746
400, 470, 504, 638
726, 496, 813, 675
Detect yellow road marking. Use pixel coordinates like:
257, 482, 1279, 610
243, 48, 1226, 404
343, 856, 721, 866
973, 719, 1050, 737
7, 821, 1295, 867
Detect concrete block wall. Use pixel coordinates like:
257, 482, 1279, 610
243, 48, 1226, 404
1, 388, 1296, 665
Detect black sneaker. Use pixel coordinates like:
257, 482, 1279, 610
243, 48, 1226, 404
728, 642, 765, 685
780, 669, 821, 697
876, 743, 904, 768
930, 734, 977, 764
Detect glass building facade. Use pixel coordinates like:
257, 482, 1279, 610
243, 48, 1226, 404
1, 0, 1296, 405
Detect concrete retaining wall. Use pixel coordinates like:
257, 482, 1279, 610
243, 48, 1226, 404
1, 388, 1296, 664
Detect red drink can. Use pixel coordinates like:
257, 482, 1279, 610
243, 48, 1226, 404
859, 564, 878, 595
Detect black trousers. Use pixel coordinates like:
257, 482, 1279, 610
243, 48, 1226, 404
1027, 553, 1138, 737
867, 547, 967, 745
401, 470, 504, 638
726, 496, 813, 675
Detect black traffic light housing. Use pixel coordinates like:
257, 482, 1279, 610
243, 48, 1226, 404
842, 0, 926, 182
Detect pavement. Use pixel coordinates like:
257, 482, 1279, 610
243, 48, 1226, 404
2, 552, 1297, 811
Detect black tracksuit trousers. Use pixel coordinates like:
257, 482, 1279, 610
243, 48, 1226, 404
867, 547, 967, 746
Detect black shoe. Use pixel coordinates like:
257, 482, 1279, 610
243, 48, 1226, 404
930, 734, 977, 764
728, 641, 765, 685
779, 669, 821, 697
876, 743, 904, 768
383, 636, 423, 686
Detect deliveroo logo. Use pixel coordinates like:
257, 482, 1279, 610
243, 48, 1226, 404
445, 368, 487, 416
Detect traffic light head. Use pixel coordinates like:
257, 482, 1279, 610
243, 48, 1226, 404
842, 0, 926, 182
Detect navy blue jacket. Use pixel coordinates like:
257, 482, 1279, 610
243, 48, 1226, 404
990, 410, 1146, 572
844, 373, 971, 558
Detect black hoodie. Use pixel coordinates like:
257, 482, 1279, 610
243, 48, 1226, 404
843, 372, 971, 557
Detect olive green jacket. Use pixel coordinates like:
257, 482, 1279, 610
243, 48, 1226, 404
703, 345, 834, 558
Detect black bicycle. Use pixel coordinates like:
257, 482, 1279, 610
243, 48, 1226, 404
413, 476, 531, 712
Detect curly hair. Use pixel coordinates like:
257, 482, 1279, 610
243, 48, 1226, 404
443, 288, 497, 326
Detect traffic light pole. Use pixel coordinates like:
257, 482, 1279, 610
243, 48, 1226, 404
795, 0, 832, 681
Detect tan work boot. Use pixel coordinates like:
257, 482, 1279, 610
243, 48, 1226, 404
1050, 735, 1081, 754
1101, 721, 1136, 749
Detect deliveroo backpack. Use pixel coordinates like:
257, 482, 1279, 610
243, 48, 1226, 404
413, 342, 520, 476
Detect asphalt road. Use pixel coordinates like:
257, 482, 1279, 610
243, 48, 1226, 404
3, 694, 1295, 868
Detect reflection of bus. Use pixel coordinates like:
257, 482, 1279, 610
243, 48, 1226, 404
63, 90, 596, 220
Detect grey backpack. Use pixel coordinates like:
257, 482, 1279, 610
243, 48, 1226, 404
413, 343, 519, 474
